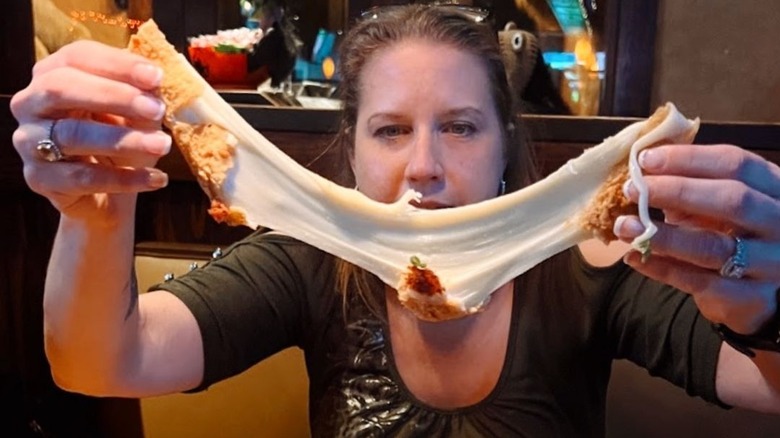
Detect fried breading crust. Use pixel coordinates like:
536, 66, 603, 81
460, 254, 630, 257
581, 105, 696, 242
128, 21, 202, 121
129, 20, 247, 226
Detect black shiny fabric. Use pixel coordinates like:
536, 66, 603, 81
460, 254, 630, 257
317, 318, 412, 437
307, 280, 576, 438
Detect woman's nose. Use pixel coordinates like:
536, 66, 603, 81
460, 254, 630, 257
404, 131, 444, 184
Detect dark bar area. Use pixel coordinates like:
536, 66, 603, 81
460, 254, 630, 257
2, 1, 780, 437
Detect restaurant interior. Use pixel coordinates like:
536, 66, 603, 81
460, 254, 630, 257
1, 0, 779, 436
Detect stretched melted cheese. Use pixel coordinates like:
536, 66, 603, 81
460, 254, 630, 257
130, 21, 700, 321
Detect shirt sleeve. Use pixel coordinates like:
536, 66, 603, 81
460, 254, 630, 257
580, 254, 726, 407
150, 231, 334, 391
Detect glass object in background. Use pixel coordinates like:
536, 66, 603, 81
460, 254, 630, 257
560, 33, 604, 115
239, 0, 286, 30
291, 28, 341, 109
293, 28, 339, 82
545, 0, 603, 115
240, 0, 259, 27
524, 0, 604, 115
31, 0, 150, 61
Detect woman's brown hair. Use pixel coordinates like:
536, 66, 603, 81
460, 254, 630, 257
332, 4, 539, 315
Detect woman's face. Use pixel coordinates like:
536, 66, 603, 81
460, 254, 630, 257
352, 39, 506, 208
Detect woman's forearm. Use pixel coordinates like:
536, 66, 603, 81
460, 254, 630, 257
753, 352, 780, 412
42, 196, 140, 395
716, 343, 780, 414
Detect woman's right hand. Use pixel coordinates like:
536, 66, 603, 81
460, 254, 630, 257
10, 39, 171, 225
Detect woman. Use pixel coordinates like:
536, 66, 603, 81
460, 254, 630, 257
9, 5, 780, 436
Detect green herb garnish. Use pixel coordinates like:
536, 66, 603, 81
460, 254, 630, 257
637, 240, 651, 263
410, 255, 427, 269
214, 44, 244, 54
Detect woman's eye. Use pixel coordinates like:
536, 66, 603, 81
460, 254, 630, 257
444, 122, 476, 137
375, 125, 408, 138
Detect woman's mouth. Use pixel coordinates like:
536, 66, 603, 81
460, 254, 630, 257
410, 199, 453, 210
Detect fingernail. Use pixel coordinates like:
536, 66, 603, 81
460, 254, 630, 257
638, 149, 662, 170
133, 94, 165, 121
622, 179, 635, 200
143, 132, 172, 155
135, 63, 163, 87
147, 169, 168, 188
613, 215, 645, 238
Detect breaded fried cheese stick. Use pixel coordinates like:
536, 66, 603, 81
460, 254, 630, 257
129, 20, 700, 321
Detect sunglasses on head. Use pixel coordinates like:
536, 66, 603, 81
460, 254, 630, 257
360, 2, 490, 24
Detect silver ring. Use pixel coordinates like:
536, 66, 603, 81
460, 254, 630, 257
720, 236, 748, 279
35, 120, 66, 162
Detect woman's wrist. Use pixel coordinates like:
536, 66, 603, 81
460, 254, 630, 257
715, 289, 780, 358
58, 193, 138, 231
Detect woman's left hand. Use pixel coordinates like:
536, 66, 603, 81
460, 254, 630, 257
614, 143, 780, 334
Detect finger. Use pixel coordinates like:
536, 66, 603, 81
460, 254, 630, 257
623, 251, 776, 333
662, 209, 730, 233
616, 217, 727, 270
626, 176, 780, 239
615, 216, 780, 281
638, 144, 780, 199
23, 67, 166, 122
25, 161, 168, 196
52, 118, 171, 159
12, 121, 50, 160
84, 112, 163, 137
12, 119, 170, 168
32, 40, 163, 92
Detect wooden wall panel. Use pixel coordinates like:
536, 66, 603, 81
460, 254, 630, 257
0, 0, 34, 94
602, 0, 658, 117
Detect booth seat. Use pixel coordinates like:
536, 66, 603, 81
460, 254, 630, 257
135, 242, 780, 437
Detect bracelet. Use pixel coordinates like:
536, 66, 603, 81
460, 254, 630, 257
714, 289, 780, 358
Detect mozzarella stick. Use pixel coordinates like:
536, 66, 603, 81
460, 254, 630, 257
129, 20, 700, 321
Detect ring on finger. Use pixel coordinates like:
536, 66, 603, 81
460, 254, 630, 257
720, 235, 748, 279
35, 120, 67, 162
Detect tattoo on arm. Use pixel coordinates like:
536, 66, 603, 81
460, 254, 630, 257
124, 265, 139, 321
